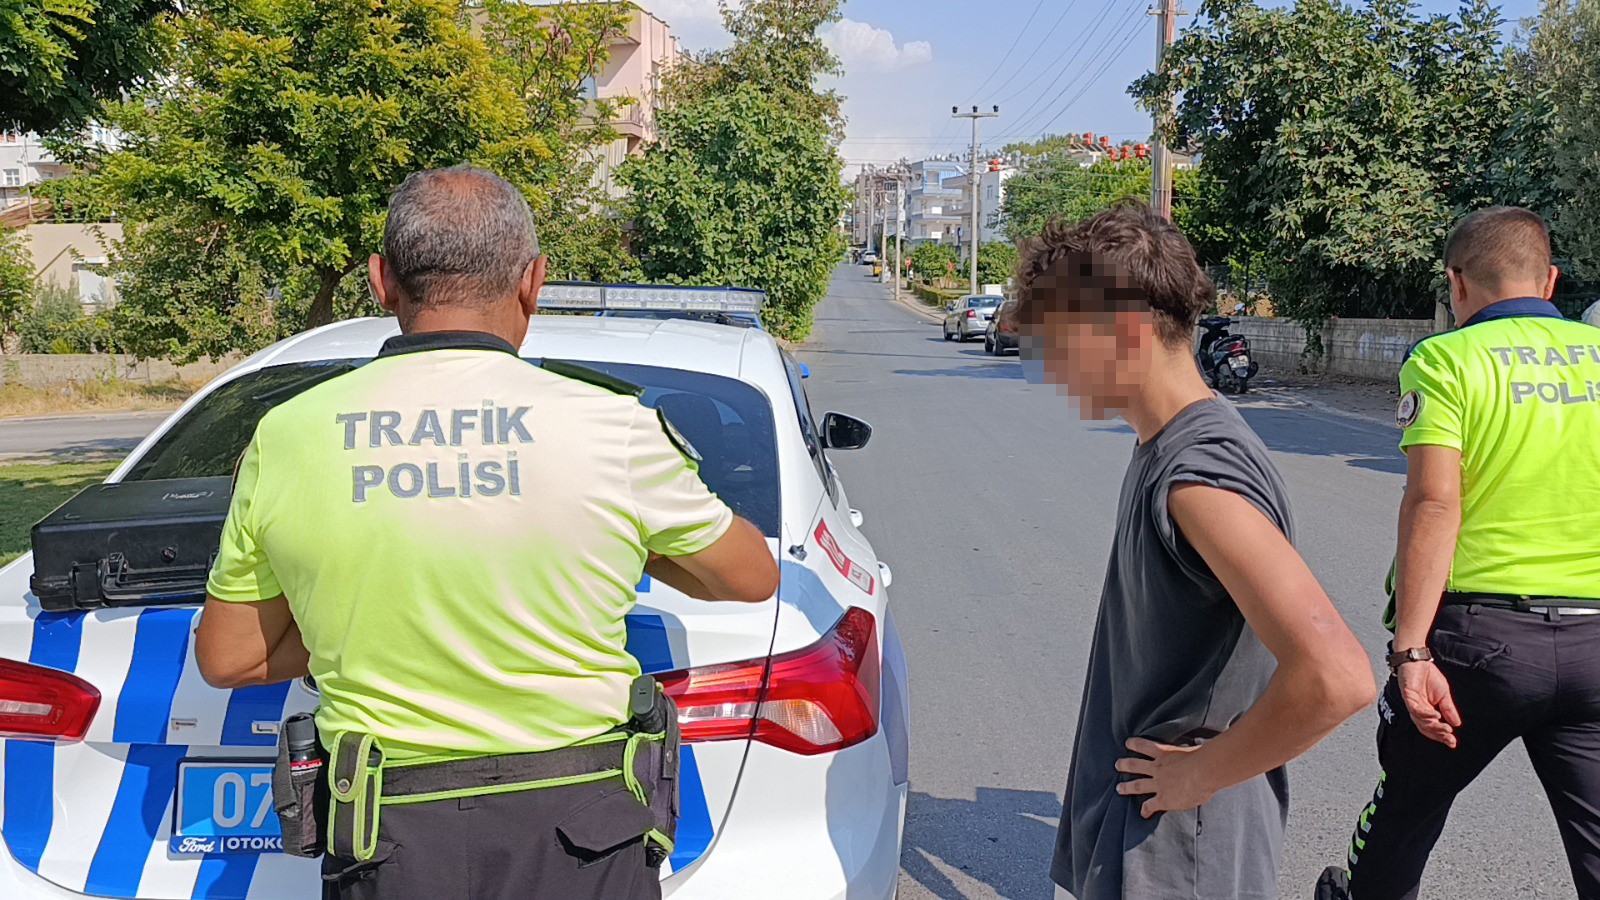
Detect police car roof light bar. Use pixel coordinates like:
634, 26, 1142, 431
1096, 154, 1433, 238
538, 282, 766, 315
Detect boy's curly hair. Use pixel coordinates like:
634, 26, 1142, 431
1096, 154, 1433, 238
1013, 202, 1215, 347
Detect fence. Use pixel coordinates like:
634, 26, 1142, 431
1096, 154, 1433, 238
1211, 318, 1436, 382
0, 354, 237, 389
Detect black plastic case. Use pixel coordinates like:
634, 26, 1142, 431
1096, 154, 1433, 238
29, 477, 233, 612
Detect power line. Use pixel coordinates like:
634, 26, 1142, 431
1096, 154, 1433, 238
983, 0, 1082, 104
965, 0, 1049, 102
1027, 12, 1153, 138
995, 0, 1119, 110
993, 4, 1149, 143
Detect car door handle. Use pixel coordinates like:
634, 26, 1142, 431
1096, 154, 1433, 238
850, 508, 864, 528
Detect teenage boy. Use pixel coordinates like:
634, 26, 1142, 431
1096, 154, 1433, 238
1017, 204, 1376, 900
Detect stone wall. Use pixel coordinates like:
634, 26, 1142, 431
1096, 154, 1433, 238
1203, 318, 1436, 382
0, 354, 237, 388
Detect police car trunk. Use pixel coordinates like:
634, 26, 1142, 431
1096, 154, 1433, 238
0, 287, 889, 898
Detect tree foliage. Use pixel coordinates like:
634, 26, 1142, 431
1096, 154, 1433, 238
0, 0, 169, 134
1134, 0, 1539, 334
909, 242, 958, 282
0, 227, 32, 343
623, 0, 847, 341
1525, 0, 1600, 280
977, 241, 1018, 287
1001, 158, 1153, 242
43, 0, 629, 361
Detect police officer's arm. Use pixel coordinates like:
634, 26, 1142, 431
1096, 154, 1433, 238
194, 432, 312, 688
1115, 485, 1376, 817
196, 595, 311, 689
630, 407, 779, 604
1391, 345, 1467, 745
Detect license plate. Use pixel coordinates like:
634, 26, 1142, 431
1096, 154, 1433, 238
171, 761, 283, 855
1229, 355, 1251, 370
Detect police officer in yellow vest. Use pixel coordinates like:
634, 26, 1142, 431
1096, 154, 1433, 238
1318, 207, 1600, 898
192, 165, 780, 899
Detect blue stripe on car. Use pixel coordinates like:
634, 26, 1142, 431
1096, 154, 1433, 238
670, 745, 714, 871
2, 611, 86, 872
85, 743, 188, 896
192, 853, 258, 899
219, 682, 291, 747
112, 609, 193, 744
625, 613, 674, 674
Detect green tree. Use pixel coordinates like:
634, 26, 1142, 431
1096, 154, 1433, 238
0, 228, 32, 343
623, 85, 845, 339
1001, 158, 1151, 242
1134, 0, 1533, 335
0, 0, 169, 134
977, 241, 1017, 287
44, 0, 624, 361
910, 242, 958, 283
1525, 0, 1600, 280
623, 0, 847, 341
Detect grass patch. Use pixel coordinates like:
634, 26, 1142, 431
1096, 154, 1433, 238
0, 378, 198, 420
0, 460, 117, 567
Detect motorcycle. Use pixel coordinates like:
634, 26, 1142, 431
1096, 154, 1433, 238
1196, 315, 1259, 394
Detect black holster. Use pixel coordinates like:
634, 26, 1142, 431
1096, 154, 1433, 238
272, 721, 329, 859
627, 678, 682, 868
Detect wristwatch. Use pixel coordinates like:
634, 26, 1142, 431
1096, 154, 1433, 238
1386, 647, 1433, 674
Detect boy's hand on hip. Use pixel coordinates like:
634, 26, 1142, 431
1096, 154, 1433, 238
1115, 738, 1216, 818
1397, 660, 1461, 748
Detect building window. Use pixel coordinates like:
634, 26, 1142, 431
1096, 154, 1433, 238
580, 75, 598, 101
2, 169, 20, 187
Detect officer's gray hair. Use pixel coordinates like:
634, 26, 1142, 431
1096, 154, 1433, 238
383, 165, 539, 307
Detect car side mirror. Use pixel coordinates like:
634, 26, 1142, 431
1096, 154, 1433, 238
821, 412, 872, 450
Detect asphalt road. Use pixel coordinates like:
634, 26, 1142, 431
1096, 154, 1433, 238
795, 264, 1573, 899
0, 411, 166, 461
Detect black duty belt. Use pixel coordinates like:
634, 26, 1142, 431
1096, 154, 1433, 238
382, 736, 631, 803
1443, 591, 1600, 615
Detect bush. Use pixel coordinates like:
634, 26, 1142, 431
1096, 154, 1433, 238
18, 284, 86, 353
14, 282, 119, 354
912, 282, 965, 308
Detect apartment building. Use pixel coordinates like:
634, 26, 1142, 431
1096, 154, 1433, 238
582, 5, 682, 200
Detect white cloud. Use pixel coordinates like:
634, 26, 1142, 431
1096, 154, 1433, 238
823, 19, 934, 74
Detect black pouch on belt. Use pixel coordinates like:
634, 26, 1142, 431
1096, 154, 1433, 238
272, 712, 328, 859
627, 675, 681, 868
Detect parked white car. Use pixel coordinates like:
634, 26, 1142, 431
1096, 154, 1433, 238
943, 294, 1003, 342
0, 286, 910, 900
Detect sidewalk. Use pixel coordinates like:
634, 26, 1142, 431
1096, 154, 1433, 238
1249, 371, 1400, 429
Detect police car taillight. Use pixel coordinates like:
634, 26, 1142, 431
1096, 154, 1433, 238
659, 607, 880, 756
0, 659, 101, 741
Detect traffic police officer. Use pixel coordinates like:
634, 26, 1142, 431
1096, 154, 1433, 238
1319, 207, 1600, 898
193, 165, 780, 900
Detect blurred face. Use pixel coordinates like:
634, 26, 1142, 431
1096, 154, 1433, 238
1022, 311, 1155, 419
1017, 252, 1157, 420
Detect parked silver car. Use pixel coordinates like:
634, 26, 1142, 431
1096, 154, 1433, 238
943, 294, 1003, 342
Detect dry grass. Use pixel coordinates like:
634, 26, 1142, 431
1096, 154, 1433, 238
0, 378, 200, 420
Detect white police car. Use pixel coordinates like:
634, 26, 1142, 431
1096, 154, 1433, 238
0, 284, 910, 899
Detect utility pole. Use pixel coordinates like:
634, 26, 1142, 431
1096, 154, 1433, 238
878, 178, 889, 283
953, 105, 999, 296
894, 177, 904, 304
1149, 0, 1181, 220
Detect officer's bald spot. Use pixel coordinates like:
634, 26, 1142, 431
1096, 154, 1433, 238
1445, 206, 1551, 289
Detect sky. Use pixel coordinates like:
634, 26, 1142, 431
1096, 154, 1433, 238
633, 0, 1543, 174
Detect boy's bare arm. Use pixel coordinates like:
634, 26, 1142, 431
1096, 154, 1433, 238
1115, 483, 1376, 817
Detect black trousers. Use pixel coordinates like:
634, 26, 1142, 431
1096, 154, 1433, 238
1341, 605, 1600, 900
321, 774, 662, 900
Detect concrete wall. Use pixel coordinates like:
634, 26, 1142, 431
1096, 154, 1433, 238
1208, 317, 1436, 382
0, 354, 236, 388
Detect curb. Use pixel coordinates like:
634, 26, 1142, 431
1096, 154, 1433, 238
888, 284, 943, 324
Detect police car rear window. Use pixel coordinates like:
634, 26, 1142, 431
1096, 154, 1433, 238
120, 359, 781, 537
